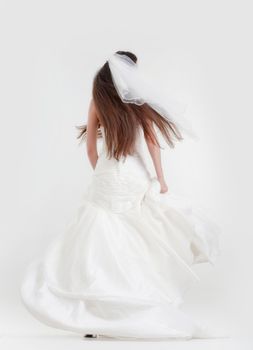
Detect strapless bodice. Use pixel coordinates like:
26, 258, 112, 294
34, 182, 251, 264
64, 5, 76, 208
86, 125, 153, 213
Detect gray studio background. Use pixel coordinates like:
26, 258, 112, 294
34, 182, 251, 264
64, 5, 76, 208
0, 0, 252, 338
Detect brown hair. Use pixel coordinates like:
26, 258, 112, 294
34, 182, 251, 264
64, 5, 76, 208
77, 50, 183, 160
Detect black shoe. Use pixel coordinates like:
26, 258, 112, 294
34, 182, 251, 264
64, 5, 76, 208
84, 334, 98, 338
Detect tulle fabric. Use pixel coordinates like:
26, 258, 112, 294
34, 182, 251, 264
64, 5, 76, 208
108, 53, 198, 139
20, 127, 221, 339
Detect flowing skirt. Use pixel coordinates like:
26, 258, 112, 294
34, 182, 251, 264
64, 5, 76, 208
20, 150, 221, 339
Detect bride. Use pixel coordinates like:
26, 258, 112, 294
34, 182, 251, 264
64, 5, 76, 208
20, 50, 221, 340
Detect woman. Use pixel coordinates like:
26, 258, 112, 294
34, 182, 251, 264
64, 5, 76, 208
20, 51, 221, 340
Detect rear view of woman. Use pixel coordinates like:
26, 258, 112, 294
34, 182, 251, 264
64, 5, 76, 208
20, 50, 221, 340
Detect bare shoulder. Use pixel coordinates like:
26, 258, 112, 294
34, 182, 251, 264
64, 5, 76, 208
88, 98, 99, 126
88, 98, 96, 112
88, 98, 97, 117
88, 98, 101, 125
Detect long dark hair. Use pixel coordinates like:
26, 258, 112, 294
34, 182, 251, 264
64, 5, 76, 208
77, 50, 183, 160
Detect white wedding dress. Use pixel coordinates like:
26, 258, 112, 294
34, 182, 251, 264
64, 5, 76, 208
20, 126, 221, 339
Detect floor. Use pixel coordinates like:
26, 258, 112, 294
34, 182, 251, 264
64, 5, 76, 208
0, 334, 252, 350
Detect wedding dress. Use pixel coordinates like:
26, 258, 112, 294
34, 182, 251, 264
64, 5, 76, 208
20, 125, 221, 339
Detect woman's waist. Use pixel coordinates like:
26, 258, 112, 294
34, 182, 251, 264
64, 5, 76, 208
95, 151, 150, 176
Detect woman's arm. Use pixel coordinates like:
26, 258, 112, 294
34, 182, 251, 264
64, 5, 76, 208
86, 99, 99, 169
144, 122, 168, 193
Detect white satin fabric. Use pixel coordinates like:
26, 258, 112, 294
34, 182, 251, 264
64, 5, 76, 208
20, 126, 221, 339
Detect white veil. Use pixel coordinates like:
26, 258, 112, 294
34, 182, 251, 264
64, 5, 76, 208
107, 52, 198, 141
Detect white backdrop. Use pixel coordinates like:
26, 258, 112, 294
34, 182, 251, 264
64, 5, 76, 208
0, 0, 252, 338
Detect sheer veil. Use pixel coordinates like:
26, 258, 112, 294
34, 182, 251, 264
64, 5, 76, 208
108, 53, 198, 141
